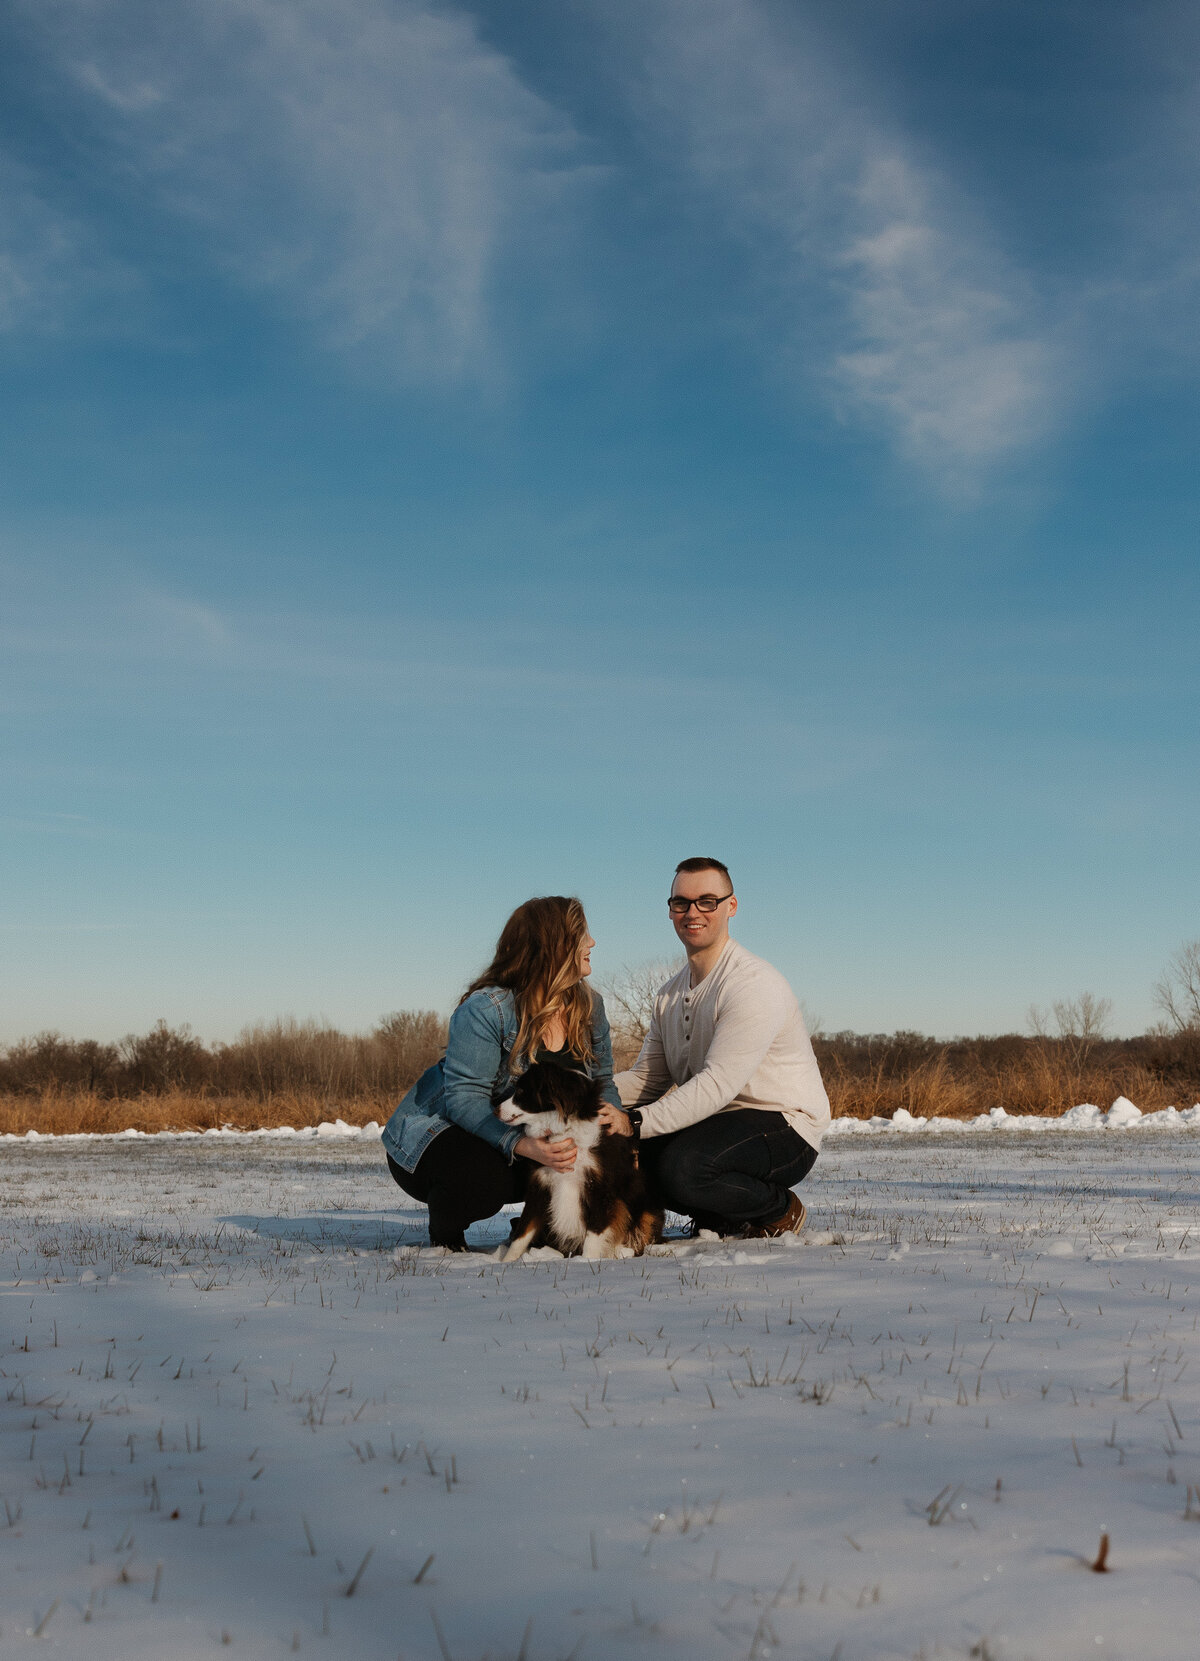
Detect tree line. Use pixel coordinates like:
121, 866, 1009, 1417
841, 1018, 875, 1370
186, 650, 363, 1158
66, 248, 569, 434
3, 940, 1197, 1119
0, 1013, 447, 1101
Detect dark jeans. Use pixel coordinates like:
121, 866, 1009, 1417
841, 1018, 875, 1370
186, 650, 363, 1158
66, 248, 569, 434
637, 1109, 818, 1232
386, 1125, 529, 1249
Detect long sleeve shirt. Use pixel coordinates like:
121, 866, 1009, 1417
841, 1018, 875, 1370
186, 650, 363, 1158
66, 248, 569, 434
614, 939, 831, 1150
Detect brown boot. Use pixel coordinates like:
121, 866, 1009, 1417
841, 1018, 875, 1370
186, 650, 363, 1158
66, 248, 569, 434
740, 1194, 807, 1240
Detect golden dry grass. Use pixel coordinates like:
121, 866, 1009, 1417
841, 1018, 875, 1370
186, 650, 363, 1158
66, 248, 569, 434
821, 1053, 1182, 1120
2, 1050, 1191, 1138
8, 999, 1196, 1138
0, 1089, 395, 1138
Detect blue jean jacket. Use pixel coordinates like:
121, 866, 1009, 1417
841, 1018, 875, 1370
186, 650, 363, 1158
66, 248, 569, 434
380, 986, 621, 1174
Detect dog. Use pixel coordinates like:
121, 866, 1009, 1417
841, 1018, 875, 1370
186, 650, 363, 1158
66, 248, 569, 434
496, 1062, 662, 1260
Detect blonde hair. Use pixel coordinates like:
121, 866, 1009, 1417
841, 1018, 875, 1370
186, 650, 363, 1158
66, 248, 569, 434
461, 896, 594, 1072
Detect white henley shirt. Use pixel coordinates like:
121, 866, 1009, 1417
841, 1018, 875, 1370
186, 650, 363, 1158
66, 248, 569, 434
614, 938, 831, 1150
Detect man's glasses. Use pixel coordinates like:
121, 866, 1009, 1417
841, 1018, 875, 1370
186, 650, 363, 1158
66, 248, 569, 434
667, 893, 733, 915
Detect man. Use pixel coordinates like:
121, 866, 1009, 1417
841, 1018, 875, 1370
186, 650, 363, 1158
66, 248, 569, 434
600, 857, 828, 1238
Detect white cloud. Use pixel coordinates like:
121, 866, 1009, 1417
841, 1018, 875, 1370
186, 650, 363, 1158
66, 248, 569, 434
630, 0, 1063, 482
831, 152, 1058, 473
32, 0, 578, 380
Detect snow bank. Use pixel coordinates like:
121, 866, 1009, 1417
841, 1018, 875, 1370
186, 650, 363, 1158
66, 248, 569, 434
825, 1098, 1200, 1136
4, 1100, 1198, 1144
4, 1118, 383, 1144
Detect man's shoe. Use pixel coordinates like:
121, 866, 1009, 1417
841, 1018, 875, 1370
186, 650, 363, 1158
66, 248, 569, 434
683, 1221, 724, 1242
683, 1211, 726, 1240
739, 1194, 807, 1240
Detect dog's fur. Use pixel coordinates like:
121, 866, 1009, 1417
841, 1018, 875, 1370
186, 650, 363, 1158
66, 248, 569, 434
497, 1063, 662, 1260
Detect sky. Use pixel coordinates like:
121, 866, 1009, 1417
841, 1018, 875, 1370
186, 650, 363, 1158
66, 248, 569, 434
2, 0, 1198, 1046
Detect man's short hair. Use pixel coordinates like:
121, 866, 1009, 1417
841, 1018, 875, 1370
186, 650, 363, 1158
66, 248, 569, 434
674, 856, 732, 885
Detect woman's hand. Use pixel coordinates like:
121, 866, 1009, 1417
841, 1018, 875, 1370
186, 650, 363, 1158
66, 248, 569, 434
516, 1133, 578, 1172
597, 1104, 634, 1137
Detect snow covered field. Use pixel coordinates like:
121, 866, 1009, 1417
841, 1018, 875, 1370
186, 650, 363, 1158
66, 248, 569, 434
2, 1128, 1198, 1660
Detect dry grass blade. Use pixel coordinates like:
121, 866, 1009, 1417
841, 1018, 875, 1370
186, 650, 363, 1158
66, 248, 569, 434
925, 1484, 962, 1526
516, 1616, 533, 1661
32, 1599, 59, 1637
430, 1607, 455, 1661
344, 1546, 374, 1597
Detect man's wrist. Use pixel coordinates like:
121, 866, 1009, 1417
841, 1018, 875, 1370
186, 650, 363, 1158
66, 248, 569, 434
625, 1108, 643, 1141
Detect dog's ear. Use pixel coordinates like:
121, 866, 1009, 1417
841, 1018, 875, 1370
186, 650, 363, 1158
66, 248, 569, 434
511, 1062, 556, 1117
558, 1068, 601, 1119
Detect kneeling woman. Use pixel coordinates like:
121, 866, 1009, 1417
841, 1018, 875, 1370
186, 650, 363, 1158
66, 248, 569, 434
381, 896, 620, 1250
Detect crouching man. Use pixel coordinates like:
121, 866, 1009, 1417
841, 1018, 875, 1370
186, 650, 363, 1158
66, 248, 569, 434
599, 857, 828, 1238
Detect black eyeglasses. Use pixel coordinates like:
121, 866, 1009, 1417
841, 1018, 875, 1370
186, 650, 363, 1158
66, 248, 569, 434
667, 893, 733, 915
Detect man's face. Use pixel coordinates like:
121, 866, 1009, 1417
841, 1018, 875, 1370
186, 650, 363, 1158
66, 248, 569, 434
669, 867, 737, 952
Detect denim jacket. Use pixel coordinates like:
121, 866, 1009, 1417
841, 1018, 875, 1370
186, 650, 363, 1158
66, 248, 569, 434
381, 987, 621, 1174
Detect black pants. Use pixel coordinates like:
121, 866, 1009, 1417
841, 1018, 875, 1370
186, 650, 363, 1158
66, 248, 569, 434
386, 1125, 529, 1249
636, 1109, 818, 1232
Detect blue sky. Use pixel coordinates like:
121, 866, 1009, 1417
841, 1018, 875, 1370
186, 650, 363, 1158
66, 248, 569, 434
2, 0, 1198, 1044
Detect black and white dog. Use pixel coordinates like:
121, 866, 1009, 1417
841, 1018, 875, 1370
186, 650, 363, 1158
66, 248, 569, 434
497, 1062, 662, 1260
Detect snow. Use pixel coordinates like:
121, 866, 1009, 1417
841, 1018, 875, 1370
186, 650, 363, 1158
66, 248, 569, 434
827, 1102, 1200, 1135
2, 1119, 384, 1145
5, 1100, 1198, 1145
2, 1130, 1198, 1659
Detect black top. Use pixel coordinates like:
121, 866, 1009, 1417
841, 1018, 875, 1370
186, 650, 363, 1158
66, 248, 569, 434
532, 1044, 587, 1075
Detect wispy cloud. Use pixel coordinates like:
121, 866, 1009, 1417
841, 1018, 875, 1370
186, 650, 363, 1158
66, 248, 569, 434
0, 154, 128, 335
3, 576, 920, 802
627, 0, 1063, 483
28, 0, 578, 380
143, 594, 234, 654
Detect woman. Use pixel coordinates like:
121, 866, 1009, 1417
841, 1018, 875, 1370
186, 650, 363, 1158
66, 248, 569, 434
381, 896, 620, 1250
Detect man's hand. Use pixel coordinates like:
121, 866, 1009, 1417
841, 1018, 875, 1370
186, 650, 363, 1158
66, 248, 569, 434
597, 1104, 634, 1137
516, 1133, 577, 1171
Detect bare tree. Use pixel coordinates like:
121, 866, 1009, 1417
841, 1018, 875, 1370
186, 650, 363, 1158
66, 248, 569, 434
602, 959, 683, 1040
1029, 993, 1111, 1040
1028, 992, 1112, 1069
1056, 992, 1112, 1068
1052, 992, 1112, 1044
600, 959, 683, 1066
1027, 1003, 1050, 1039
1154, 940, 1200, 1033
119, 1020, 210, 1094
373, 1010, 448, 1093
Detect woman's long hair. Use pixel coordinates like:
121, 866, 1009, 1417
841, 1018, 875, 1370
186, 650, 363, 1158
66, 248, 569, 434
461, 896, 594, 1071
